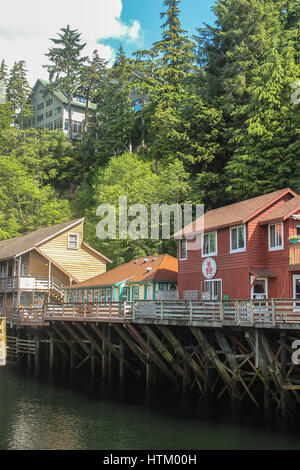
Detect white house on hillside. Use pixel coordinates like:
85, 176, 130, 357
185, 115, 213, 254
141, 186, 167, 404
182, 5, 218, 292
23, 79, 96, 138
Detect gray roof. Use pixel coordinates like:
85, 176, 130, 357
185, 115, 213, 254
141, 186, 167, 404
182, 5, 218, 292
0, 219, 84, 261
33, 79, 97, 110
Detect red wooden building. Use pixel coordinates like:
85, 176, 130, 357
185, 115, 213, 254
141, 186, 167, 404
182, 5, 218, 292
174, 188, 300, 301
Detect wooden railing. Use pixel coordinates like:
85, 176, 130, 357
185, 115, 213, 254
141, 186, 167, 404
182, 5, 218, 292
18, 302, 134, 324
0, 275, 65, 296
14, 299, 300, 328
133, 299, 300, 326
0, 277, 17, 290
290, 244, 300, 266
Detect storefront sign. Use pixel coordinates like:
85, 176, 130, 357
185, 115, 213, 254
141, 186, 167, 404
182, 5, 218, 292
202, 258, 217, 279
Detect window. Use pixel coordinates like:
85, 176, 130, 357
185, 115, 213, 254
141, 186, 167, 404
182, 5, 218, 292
268, 223, 283, 251
251, 277, 268, 299
159, 283, 168, 291
46, 110, 52, 118
46, 98, 53, 106
68, 233, 79, 250
203, 280, 222, 300
132, 286, 139, 300
230, 225, 246, 253
37, 114, 44, 122
122, 287, 130, 301
179, 239, 187, 260
37, 103, 44, 110
297, 226, 300, 237
202, 231, 217, 257
55, 106, 62, 114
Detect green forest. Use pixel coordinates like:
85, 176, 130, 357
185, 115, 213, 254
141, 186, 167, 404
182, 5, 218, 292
0, 0, 299, 266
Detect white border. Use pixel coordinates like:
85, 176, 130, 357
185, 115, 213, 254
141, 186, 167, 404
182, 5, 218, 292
268, 222, 284, 251
201, 231, 218, 258
68, 232, 79, 250
179, 239, 187, 260
230, 225, 246, 254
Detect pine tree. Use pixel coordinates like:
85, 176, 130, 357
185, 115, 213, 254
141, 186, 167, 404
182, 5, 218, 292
44, 25, 87, 142
78, 50, 108, 133
134, 0, 197, 173
91, 46, 135, 166
6, 60, 32, 127
0, 59, 8, 90
195, 0, 300, 201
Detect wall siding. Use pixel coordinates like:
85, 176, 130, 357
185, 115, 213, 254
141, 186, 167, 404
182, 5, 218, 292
178, 193, 300, 300
38, 221, 107, 282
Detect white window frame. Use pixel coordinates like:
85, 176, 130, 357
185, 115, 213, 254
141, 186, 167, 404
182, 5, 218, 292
293, 275, 300, 301
202, 231, 217, 257
68, 232, 79, 250
179, 239, 187, 260
204, 279, 222, 300
268, 222, 284, 251
250, 276, 268, 299
230, 225, 246, 254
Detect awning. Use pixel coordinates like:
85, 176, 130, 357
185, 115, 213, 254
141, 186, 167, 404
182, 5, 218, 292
249, 268, 276, 278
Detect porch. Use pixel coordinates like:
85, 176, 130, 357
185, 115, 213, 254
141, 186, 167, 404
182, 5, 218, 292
289, 243, 300, 267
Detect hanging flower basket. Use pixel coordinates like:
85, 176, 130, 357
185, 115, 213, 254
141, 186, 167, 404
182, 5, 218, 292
288, 235, 300, 244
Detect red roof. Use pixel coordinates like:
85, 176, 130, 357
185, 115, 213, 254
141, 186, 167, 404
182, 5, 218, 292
173, 188, 297, 238
259, 195, 300, 225
71, 254, 178, 288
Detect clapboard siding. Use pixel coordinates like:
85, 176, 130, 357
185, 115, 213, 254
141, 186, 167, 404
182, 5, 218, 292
178, 191, 300, 300
28, 251, 70, 286
38, 221, 107, 282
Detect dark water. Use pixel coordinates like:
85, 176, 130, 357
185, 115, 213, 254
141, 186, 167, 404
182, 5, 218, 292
0, 366, 300, 450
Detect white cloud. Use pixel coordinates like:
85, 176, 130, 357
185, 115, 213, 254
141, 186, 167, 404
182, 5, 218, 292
0, 0, 142, 85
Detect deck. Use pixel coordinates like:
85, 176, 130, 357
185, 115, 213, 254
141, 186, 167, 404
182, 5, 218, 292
14, 298, 300, 330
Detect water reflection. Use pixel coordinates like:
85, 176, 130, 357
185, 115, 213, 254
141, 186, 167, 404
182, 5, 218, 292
0, 367, 300, 450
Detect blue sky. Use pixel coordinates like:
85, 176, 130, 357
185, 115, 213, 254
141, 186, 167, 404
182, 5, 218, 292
102, 0, 217, 58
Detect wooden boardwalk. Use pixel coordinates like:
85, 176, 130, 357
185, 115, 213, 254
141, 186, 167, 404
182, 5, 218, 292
14, 298, 300, 329
5, 299, 300, 418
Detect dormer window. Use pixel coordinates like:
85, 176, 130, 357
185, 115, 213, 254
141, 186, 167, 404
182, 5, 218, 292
268, 223, 283, 251
202, 231, 217, 257
68, 233, 79, 250
230, 225, 246, 253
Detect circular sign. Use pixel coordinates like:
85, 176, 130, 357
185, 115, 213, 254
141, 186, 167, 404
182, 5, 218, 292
202, 257, 217, 279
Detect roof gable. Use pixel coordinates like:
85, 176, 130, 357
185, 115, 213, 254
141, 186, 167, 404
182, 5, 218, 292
0, 218, 84, 261
259, 195, 300, 225
173, 188, 297, 238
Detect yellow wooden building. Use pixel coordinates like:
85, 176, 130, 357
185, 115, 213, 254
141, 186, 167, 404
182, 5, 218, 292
0, 218, 111, 320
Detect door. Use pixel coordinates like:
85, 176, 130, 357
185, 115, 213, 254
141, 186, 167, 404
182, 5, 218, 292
146, 285, 152, 300
293, 275, 300, 309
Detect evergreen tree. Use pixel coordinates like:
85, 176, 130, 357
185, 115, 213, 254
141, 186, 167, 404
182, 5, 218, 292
6, 60, 32, 127
91, 46, 135, 167
44, 25, 87, 142
0, 59, 8, 90
78, 50, 108, 134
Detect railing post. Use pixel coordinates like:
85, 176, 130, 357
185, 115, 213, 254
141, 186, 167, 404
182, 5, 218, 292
160, 301, 164, 323
237, 300, 240, 325
133, 301, 136, 321
249, 300, 253, 326
189, 301, 193, 325
220, 300, 224, 325
271, 299, 276, 325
